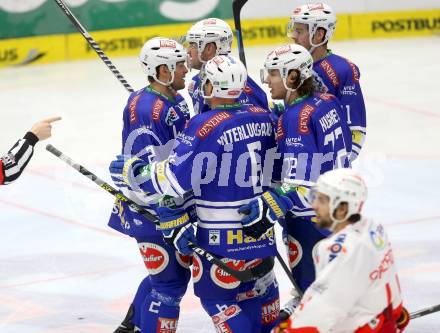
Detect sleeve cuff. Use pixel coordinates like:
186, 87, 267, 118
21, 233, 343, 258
23, 131, 39, 146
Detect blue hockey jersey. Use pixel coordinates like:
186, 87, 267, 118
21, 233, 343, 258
188, 72, 269, 115
138, 104, 278, 260
274, 92, 352, 220
108, 86, 191, 237
313, 52, 366, 159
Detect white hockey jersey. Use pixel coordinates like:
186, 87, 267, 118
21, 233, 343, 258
287, 218, 404, 333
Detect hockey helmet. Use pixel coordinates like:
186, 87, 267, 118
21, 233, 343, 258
139, 37, 187, 86
287, 2, 337, 48
202, 55, 247, 99
186, 18, 233, 63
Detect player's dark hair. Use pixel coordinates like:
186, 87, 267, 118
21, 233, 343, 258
289, 69, 315, 97
348, 214, 361, 223
148, 65, 164, 83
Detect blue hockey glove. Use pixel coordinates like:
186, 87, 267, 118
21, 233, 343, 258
238, 190, 293, 239
157, 206, 196, 255
109, 154, 150, 190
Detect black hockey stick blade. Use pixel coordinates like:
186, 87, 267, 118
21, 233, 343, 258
52, 0, 134, 93
410, 303, 440, 319
46, 144, 272, 282
232, 0, 248, 68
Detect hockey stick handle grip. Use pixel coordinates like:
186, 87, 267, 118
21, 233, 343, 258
45, 144, 159, 223
52, 0, 134, 93
232, 0, 248, 68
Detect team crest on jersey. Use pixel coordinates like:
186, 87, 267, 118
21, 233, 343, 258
176, 253, 192, 269
165, 107, 180, 126
196, 111, 232, 139
328, 233, 347, 262
320, 59, 339, 87
138, 242, 169, 274
298, 104, 316, 134
128, 94, 141, 124
210, 259, 243, 289
192, 253, 203, 283
276, 115, 285, 141
262, 298, 280, 324
157, 317, 178, 333
152, 97, 165, 122
369, 224, 386, 250
287, 235, 303, 268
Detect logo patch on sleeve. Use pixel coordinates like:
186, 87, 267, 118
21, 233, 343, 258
320, 59, 339, 87
298, 104, 316, 134
152, 97, 165, 122
248, 105, 266, 113
129, 94, 141, 124
345, 58, 360, 83
196, 112, 232, 139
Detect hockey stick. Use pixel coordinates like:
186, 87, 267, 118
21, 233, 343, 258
46, 144, 274, 282
276, 250, 304, 297
52, 0, 134, 93
410, 303, 440, 319
232, 0, 248, 67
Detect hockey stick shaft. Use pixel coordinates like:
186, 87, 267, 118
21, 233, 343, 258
46, 144, 268, 282
232, 0, 248, 68
52, 0, 134, 93
276, 250, 304, 297
410, 303, 440, 319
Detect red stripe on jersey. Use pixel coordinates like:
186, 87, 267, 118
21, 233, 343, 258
129, 94, 141, 124
152, 97, 165, 122
196, 111, 232, 139
319, 59, 339, 87
0, 160, 4, 185
298, 104, 316, 134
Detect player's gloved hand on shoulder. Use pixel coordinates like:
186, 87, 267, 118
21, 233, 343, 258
109, 155, 149, 190
157, 206, 196, 255
238, 190, 293, 240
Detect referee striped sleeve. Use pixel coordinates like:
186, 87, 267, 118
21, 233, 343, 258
0, 132, 39, 185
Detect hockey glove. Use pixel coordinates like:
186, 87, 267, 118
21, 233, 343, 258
239, 190, 293, 240
109, 155, 150, 190
157, 206, 196, 256
397, 306, 410, 332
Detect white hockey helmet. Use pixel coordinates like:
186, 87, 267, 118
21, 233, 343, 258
261, 44, 313, 92
186, 18, 233, 63
139, 37, 187, 86
288, 2, 337, 49
313, 168, 368, 228
202, 55, 247, 99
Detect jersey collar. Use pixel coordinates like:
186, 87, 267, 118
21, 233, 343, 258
146, 86, 175, 103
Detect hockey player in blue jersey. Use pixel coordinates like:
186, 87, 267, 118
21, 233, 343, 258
109, 37, 193, 333
110, 55, 281, 333
238, 44, 352, 328
185, 18, 270, 115
287, 2, 366, 160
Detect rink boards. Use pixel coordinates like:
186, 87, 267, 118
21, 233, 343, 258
0, 8, 439, 68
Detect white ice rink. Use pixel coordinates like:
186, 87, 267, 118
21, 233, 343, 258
1, 36, 440, 332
